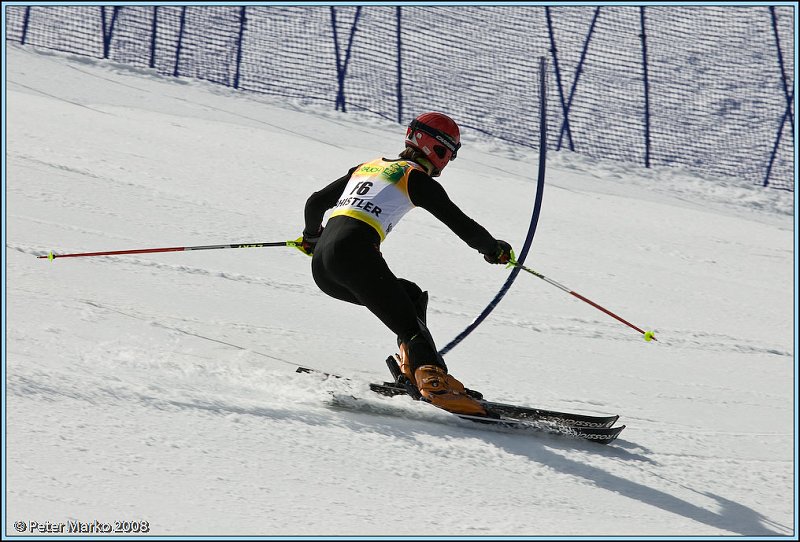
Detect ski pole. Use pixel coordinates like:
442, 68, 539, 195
38, 239, 303, 261
509, 259, 657, 342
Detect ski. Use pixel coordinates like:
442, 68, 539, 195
452, 412, 625, 443
367, 381, 619, 429
329, 392, 625, 444
296, 361, 624, 444
376, 354, 620, 430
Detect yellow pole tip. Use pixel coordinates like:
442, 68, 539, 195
644, 331, 656, 342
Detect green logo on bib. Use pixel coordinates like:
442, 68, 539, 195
381, 162, 407, 183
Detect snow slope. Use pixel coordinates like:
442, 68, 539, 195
4, 45, 796, 537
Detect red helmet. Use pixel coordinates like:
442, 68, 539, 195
405, 112, 461, 176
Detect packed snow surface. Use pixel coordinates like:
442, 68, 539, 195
5, 45, 796, 537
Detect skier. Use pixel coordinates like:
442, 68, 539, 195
298, 112, 513, 416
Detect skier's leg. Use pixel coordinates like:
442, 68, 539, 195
311, 219, 484, 415
396, 279, 429, 325
336, 254, 484, 415
312, 222, 427, 345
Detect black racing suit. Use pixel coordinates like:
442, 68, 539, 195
304, 158, 498, 371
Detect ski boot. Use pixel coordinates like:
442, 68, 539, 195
396, 336, 487, 416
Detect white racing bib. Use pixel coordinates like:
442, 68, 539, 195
329, 158, 424, 241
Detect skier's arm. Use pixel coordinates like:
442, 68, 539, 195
407, 169, 498, 256
303, 166, 358, 235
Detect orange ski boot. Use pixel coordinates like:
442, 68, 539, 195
398, 332, 486, 416
413, 365, 487, 416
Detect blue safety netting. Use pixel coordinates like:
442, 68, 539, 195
5, 5, 794, 190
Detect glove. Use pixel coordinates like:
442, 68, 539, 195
483, 239, 514, 265
297, 227, 323, 256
